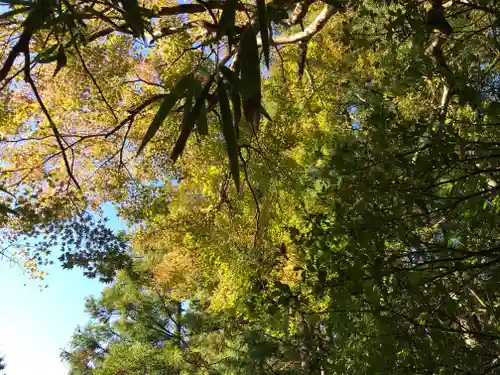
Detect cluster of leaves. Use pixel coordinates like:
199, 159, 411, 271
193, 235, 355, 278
0, 0, 343, 194
1, 203, 131, 283
3, 0, 500, 373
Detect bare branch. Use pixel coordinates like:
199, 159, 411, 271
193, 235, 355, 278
286, 0, 312, 26
85, 27, 116, 43
156, 1, 250, 17
260, 4, 336, 45
0, 26, 32, 82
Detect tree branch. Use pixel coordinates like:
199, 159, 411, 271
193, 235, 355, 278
23, 53, 81, 189
286, 0, 312, 26
72, 38, 118, 122
86, 2, 252, 43
156, 1, 251, 17
263, 4, 336, 45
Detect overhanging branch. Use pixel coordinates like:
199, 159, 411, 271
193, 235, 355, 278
156, 1, 251, 16
85, 2, 336, 53
260, 4, 336, 46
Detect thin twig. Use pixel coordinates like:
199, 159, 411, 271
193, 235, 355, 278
23, 52, 81, 189
105, 94, 165, 138
239, 148, 260, 248
71, 40, 119, 122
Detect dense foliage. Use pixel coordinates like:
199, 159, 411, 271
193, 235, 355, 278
2, 0, 500, 373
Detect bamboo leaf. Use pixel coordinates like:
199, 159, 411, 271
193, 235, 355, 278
218, 0, 237, 49
122, 0, 146, 38
53, 45, 67, 77
171, 80, 196, 163
218, 80, 239, 191
137, 74, 193, 155
182, 79, 195, 129
256, 0, 270, 68
221, 66, 269, 125
35, 44, 59, 63
189, 74, 214, 136
220, 65, 248, 98
260, 104, 272, 122
196, 95, 208, 135
240, 29, 261, 129
230, 87, 241, 129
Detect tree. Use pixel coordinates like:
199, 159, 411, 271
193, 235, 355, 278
1, 0, 499, 278
63, 269, 256, 375
63, 1, 500, 370
1, 0, 499, 372
0, 0, 494, 198
0, 0, 345, 196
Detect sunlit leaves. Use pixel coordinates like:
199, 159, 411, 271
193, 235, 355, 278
0, 5, 30, 19
4, 2, 500, 373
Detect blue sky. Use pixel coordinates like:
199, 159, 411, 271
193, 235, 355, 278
0, 204, 126, 375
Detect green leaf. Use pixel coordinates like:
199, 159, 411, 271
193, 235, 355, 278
218, 0, 237, 48
260, 104, 272, 122
171, 79, 196, 163
35, 44, 59, 63
189, 75, 214, 136
267, 304, 279, 314
230, 86, 241, 129
53, 45, 67, 77
240, 29, 261, 129
220, 65, 248, 98
318, 269, 327, 284
122, 0, 146, 38
137, 74, 193, 156
306, 263, 316, 273
218, 80, 240, 190
274, 281, 291, 294
277, 295, 289, 306
256, 0, 270, 68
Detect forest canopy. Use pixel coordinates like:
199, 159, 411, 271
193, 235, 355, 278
2, 0, 500, 373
